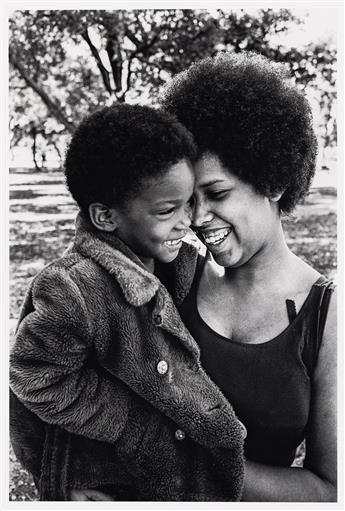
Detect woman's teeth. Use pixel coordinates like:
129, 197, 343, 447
202, 228, 231, 246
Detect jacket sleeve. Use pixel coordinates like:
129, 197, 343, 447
10, 266, 130, 444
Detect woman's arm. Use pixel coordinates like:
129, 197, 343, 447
242, 288, 337, 502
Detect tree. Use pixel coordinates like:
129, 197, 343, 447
9, 9, 336, 167
9, 10, 223, 129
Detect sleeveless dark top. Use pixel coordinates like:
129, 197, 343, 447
179, 256, 335, 467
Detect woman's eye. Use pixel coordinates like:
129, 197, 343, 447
208, 190, 229, 200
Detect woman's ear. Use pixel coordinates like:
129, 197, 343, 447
88, 203, 118, 232
270, 190, 284, 203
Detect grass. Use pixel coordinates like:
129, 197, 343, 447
8, 169, 337, 501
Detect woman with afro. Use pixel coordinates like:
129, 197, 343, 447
163, 52, 337, 501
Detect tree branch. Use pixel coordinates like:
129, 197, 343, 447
9, 51, 75, 133
125, 27, 160, 56
105, 36, 123, 92
10, 130, 23, 149
81, 28, 113, 95
124, 28, 142, 49
120, 56, 134, 102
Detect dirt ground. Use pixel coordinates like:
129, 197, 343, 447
8, 169, 337, 501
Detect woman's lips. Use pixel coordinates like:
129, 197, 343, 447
198, 227, 232, 246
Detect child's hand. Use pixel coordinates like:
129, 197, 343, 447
69, 489, 114, 501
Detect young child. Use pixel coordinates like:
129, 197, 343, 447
10, 104, 245, 501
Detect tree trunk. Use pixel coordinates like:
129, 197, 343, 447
9, 51, 75, 134
31, 127, 40, 171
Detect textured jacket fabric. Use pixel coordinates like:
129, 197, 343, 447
10, 213, 245, 501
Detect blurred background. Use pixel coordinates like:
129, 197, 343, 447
8, 7, 338, 501
9, 8, 337, 171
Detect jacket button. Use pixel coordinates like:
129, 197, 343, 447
238, 420, 247, 439
156, 360, 168, 375
153, 314, 162, 325
175, 429, 185, 441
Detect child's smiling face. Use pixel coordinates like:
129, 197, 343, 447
114, 159, 194, 272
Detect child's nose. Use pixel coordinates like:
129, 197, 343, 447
178, 204, 192, 229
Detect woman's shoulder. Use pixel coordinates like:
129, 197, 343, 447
319, 283, 337, 346
283, 254, 328, 311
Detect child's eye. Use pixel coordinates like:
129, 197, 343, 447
156, 207, 175, 216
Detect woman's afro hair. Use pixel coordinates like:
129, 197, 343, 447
162, 51, 318, 214
64, 103, 196, 215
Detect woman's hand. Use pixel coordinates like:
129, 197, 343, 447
70, 489, 114, 501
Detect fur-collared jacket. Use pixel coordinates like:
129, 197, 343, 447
10, 213, 245, 501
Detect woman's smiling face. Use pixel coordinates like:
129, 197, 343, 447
192, 153, 281, 268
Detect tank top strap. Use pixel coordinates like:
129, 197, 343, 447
302, 275, 335, 374
314, 276, 336, 367
286, 299, 297, 323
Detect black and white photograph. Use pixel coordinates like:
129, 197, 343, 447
2, 1, 342, 508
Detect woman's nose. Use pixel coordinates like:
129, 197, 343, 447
192, 199, 213, 227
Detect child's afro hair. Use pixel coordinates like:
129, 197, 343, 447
162, 51, 318, 214
64, 103, 196, 215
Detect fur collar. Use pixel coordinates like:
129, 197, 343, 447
73, 213, 198, 307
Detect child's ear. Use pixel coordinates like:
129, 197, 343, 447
89, 203, 118, 232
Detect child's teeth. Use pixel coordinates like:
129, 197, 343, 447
165, 239, 181, 246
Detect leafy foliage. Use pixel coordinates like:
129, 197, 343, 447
9, 9, 336, 166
